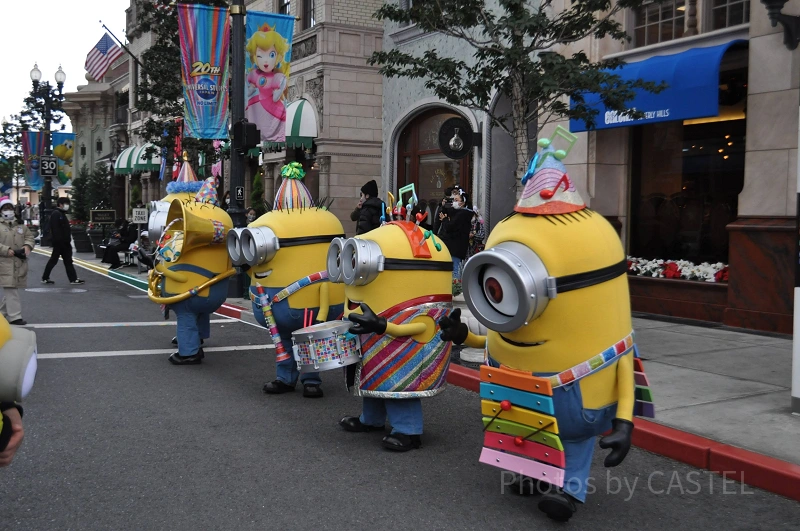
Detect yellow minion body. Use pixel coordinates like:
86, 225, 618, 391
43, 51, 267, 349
463, 211, 635, 420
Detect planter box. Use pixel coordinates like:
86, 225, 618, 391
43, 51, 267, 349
628, 275, 728, 323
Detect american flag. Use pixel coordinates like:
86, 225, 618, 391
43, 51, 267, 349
85, 34, 124, 81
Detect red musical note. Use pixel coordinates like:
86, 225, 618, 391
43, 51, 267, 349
539, 173, 571, 200
416, 212, 428, 223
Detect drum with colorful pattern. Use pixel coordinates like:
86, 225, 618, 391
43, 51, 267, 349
291, 320, 361, 373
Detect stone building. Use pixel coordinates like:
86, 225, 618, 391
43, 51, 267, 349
378, 0, 797, 334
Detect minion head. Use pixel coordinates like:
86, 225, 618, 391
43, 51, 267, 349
462, 126, 631, 372
326, 221, 453, 317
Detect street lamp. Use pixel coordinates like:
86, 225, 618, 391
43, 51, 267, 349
30, 62, 65, 247
759, 1, 800, 415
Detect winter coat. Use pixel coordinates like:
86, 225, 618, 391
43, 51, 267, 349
350, 196, 384, 235
49, 209, 71, 246
438, 207, 473, 260
0, 221, 35, 288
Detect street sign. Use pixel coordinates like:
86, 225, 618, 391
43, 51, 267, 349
90, 210, 116, 223
235, 186, 244, 201
40, 156, 58, 177
132, 208, 148, 224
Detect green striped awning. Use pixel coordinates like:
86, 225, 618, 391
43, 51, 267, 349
132, 143, 162, 173
258, 98, 318, 154
114, 146, 138, 175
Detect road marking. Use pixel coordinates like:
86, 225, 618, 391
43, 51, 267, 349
23, 319, 235, 329
38, 344, 275, 359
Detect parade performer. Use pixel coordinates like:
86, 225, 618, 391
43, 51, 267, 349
440, 127, 654, 521
331, 220, 453, 451
230, 163, 344, 398
148, 173, 235, 365
0, 313, 37, 466
245, 23, 290, 142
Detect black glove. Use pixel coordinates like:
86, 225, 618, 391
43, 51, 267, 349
599, 418, 634, 467
13, 249, 26, 260
439, 308, 468, 345
348, 302, 387, 335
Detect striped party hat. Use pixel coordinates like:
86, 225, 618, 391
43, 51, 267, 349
166, 155, 203, 194
195, 177, 219, 206
274, 162, 313, 210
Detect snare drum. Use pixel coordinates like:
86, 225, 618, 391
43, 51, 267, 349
291, 320, 361, 373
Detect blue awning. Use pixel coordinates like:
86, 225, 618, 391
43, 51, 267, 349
569, 40, 746, 132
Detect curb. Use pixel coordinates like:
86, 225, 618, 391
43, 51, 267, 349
444, 363, 800, 502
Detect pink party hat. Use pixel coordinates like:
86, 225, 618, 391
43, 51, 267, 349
167, 158, 203, 194
195, 177, 219, 206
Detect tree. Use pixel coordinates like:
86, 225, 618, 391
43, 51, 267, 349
134, 0, 228, 167
369, 0, 665, 185
251, 168, 267, 216
70, 165, 91, 223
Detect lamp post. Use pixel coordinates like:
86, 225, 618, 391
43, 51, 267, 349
229, 0, 246, 230
759, 1, 800, 415
30, 63, 66, 247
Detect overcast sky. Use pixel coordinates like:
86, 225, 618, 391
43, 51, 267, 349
0, 0, 132, 132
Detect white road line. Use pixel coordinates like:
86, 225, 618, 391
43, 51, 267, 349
38, 344, 275, 359
24, 319, 235, 329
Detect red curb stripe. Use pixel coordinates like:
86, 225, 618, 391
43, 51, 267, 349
215, 305, 243, 319
444, 363, 800, 501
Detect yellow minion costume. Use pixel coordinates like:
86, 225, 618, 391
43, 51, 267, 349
0, 314, 36, 454
440, 127, 654, 521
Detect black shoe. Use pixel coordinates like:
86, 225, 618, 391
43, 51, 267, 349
171, 336, 203, 346
382, 433, 422, 452
339, 416, 384, 433
538, 491, 577, 522
262, 380, 296, 394
9, 319, 27, 326
302, 384, 324, 398
71, 279, 85, 285
41, 279, 54, 284
168, 348, 204, 365
109, 264, 123, 270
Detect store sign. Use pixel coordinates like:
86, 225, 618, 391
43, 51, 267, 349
603, 108, 671, 126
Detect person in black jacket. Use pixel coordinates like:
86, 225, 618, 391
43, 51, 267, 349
350, 179, 383, 235
437, 189, 473, 279
41, 197, 84, 285
103, 219, 136, 270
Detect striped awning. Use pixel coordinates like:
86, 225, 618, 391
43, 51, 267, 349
132, 143, 161, 173
261, 99, 318, 154
114, 146, 138, 175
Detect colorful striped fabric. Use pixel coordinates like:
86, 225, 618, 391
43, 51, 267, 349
272, 271, 328, 303
633, 345, 656, 418
355, 299, 451, 398
548, 333, 634, 388
274, 174, 314, 210
253, 284, 290, 362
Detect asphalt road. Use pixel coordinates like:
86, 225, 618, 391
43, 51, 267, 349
0, 254, 798, 530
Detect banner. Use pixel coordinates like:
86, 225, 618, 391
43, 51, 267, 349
51, 132, 75, 186
21, 132, 46, 192
245, 12, 295, 143
177, 4, 230, 139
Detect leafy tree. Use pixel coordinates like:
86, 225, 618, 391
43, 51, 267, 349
86, 167, 112, 211
251, 168, 267, 216
130, 182, 142, 210
134, 0, 228, 167
370, 0, 665, 184
69, 165, 91, 223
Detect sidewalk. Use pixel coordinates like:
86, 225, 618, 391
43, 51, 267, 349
35, 247, 800, 500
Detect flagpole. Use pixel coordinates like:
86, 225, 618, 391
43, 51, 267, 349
99, 21, 146, 71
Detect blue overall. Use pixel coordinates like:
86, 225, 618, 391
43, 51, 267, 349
360, 397, 423, 435
250, 285, 344, 387
488, 356, 619, 503
165, 265, 228, 357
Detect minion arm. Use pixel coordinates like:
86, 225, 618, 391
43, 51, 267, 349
316, 283, 330, 322
386, 322, 428, 337
615, 353, 635, 422
464, 331, 486, 350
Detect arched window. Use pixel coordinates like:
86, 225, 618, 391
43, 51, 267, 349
396, 108, 472, 219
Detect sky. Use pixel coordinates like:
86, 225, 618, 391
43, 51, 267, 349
0, 0, 132, 133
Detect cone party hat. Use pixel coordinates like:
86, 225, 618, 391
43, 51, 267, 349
195, 177, 220, 206
274, 162, 314, 210
166, 151, 203, 195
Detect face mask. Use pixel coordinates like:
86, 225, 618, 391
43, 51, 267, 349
1, 211, 14, 220
61, 204, 70, 211
246, 215, 255, 222
226, 198, 231, 205
452, 202, 462, 209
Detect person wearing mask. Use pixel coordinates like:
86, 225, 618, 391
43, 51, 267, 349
102, 219, 132, 271
41, 197, 85, 285
0, 198, 34, 325
246, 208, 257, 224
349, 180, 383, 235
221, 191, 231, 211
437, 188, 473, 279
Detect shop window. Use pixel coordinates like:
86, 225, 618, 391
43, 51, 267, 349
278, 0, 290, 16
710, 0, 750, 30
397, 109, 472, 220
634, 0, 685, 47
302, 0, 315, 29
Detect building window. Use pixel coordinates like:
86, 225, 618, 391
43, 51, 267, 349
302, 0, 315, 29
633, 0, 685, 47
278, 0, 290, 16
629, 65, 747, 265
396, 109, 472, 221
710, 0, 750, 30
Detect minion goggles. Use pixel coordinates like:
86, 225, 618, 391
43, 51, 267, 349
463, 241, 627, 332
326, 237, 453, 286
227, 227, 344, 267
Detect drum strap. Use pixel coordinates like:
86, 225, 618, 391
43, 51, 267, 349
271, 271, 329, 303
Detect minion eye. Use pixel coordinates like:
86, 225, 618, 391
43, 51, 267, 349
481, 265, 520, 317
325, 237, 345, 283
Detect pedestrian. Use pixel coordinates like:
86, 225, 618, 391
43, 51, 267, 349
437, 188, 473, 279
246, 208, 257, 224
102, 219, 133, 270
221, 191, 231, 211
0, 198, 34, 325
349, 179, 382, 235
467, 206, 486, 259
41, 197, 85, 285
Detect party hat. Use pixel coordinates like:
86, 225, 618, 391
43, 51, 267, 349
167, 151, 203, 194
274, 162, 314, 210
195, 177, 220, 206
515, 126, 585, 215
